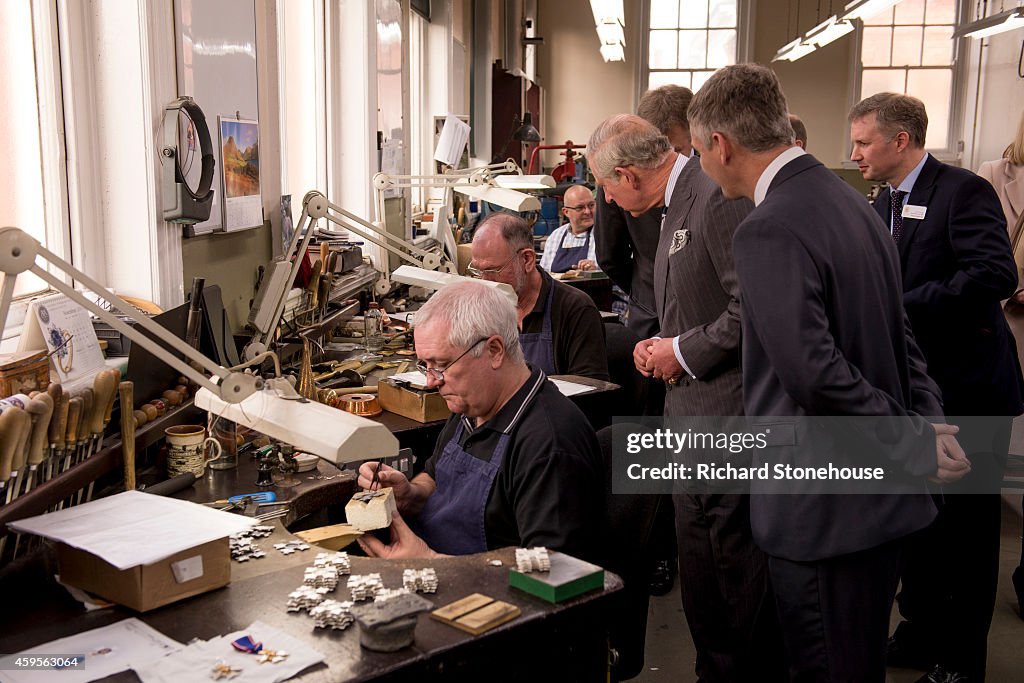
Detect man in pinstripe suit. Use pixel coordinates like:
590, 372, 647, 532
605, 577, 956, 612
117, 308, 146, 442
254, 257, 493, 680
588, 114, 783, 682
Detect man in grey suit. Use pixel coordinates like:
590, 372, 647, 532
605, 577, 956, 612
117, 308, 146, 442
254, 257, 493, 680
588, 114, 782, 682
687, 63, 971, 680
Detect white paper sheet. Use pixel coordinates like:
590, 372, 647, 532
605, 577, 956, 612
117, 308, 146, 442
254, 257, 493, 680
8, 491, 256, 570
433, 114, 471, 167
0, 618, 182, 683
550, 378, 594, 397
389, 370, 430, 386
132, 621, 324, 683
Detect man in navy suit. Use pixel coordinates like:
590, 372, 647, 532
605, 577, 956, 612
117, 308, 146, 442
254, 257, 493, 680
851, 92, 1024, 683
688, 64, 970, 681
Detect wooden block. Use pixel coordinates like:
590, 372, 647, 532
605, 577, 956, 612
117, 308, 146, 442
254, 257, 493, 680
293, 523, 363, 551
344, 487, 397, 531
431, 593, 521, 636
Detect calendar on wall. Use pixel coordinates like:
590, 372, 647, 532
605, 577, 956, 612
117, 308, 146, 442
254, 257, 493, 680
18, 292, 105, 384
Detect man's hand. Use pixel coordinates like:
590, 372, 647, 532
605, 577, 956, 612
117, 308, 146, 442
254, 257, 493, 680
645, 337, 684, 383
356, 510, 443, 560
930, 423, 972, 485
576, 259, 597, 272
356, 462, 412, 505
633, 338, 657, 377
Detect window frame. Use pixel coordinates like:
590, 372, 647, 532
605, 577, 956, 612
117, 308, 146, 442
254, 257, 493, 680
637, 0, 754, 104
845, 0, 970, 166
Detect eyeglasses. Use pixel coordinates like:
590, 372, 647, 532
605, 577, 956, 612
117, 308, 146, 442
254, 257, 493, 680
415, 337, 489, 383
466, 249, 525, 279
564, 202, 597, 212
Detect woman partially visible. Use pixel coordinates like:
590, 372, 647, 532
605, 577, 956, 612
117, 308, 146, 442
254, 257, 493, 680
979, 109, 1024, 620
979, 110, 1024, 307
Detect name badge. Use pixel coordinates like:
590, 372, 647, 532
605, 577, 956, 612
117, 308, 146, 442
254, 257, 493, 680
902, 204, 927, 220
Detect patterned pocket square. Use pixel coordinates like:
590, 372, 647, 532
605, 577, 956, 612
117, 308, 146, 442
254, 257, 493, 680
669, 229, 691, 255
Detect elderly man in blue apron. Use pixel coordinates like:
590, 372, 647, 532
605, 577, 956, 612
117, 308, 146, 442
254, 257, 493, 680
356, 281, 603, 562
539, 184, 600, 274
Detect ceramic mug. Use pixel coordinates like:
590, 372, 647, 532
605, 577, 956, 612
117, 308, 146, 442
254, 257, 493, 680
165, 424, 222, 477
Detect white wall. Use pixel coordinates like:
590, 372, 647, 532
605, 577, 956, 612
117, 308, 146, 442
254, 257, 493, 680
964, 31, 1024, 171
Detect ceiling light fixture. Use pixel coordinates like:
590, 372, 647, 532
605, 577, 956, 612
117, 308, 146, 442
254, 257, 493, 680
953, 6, 1024, 39
590, 0, 625, 62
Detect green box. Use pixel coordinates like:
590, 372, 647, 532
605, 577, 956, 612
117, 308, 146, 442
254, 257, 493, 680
509, 552, 604, 603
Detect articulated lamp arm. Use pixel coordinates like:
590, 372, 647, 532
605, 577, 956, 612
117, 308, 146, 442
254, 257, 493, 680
0, 226, 261, 403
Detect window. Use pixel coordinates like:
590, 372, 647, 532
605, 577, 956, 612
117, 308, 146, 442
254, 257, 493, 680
0, 0, 65, 301
645, 0, 739, 91
857, 0, 958, 150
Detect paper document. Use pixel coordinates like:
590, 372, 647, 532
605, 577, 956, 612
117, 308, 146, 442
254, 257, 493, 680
550, 378, 594, 397
8, 490, 256, 570
433, 114, 471, 167
0, 618, 181, 683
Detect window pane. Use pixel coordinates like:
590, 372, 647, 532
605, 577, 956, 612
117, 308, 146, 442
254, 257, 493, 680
706, 29, 735, 68
907, 69, 951, 149
891, 26, 922, 67
861, 68, 906, 99
893, 0, 925, 25
862, 27, 893, 67
649, 70, 691, 90
691, 70, 714, 91
924, 0, 956, 25
708, 0, 736, 28
863, 7, 893, 25
921, 26, 953, 66
678, 0, 709, 29
650, 0, 678, 29
649, 30, 678, 68
0, 1, 47, 296
678, 29, 707, 69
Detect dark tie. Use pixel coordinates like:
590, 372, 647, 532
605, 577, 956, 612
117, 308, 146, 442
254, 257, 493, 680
890, 190, 907, 242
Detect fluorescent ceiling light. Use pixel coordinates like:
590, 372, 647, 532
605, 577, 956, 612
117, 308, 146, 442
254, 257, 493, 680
804, 17, 854, 48
596, 20, 624, 45
600, 43, 625, 62
842, 0, 901, 21
590, 0, 624, 25
772, 37, 816, 62
953, 6, 1024, 39
493, 174, 556, 189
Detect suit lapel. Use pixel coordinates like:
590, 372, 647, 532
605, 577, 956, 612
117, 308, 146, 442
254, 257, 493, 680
656, 161, 698, 316
897, 155, 941, 259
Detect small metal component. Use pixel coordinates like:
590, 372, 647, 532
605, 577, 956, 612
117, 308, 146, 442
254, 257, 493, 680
515, 547, 551, 573
351, 592, 434, 652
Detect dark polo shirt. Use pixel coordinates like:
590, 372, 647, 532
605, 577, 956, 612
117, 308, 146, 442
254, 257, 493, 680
423, 367, 604, 564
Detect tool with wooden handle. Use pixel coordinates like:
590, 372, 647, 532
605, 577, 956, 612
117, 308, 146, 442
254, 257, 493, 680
119, 381, 136, 492
6, 408, 32, 506
46, 391, 69, 483
55, 397, 82, 511
79, 370, 118, 503
73, 388, 93, 468
20, 394, 53, 498
0, 407, 27, 504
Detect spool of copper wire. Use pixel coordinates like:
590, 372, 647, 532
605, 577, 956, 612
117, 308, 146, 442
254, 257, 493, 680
337, 393, 382, 417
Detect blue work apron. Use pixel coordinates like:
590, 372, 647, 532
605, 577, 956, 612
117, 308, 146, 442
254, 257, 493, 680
549, 229, 592, 273
520, 281, 557, 374
413, 420, 511, 555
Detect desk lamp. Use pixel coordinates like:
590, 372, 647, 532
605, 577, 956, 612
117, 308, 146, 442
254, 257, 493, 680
0, 226, 398, 465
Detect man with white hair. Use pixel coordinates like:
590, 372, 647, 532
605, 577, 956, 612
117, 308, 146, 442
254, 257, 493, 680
356, 281, 603, 562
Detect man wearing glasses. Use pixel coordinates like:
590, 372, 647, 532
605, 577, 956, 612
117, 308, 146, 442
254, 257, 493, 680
355, 281, 603, 562
468, 213, 609, 381
538, 184, 600, 273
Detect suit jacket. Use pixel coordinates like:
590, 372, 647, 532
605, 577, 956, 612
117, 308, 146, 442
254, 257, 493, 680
654, 155, 751, 416
595, 186, 662, 338
733, 154, 941, 561
874, 154, 1024, 417
978, 157, 1024, 231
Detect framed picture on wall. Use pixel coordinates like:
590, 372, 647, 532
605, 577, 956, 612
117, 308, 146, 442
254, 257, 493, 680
218, 115, 263, 232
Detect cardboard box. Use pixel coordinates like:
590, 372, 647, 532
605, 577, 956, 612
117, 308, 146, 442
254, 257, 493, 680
56, 537, 231, 612
378, 378, 450, 423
